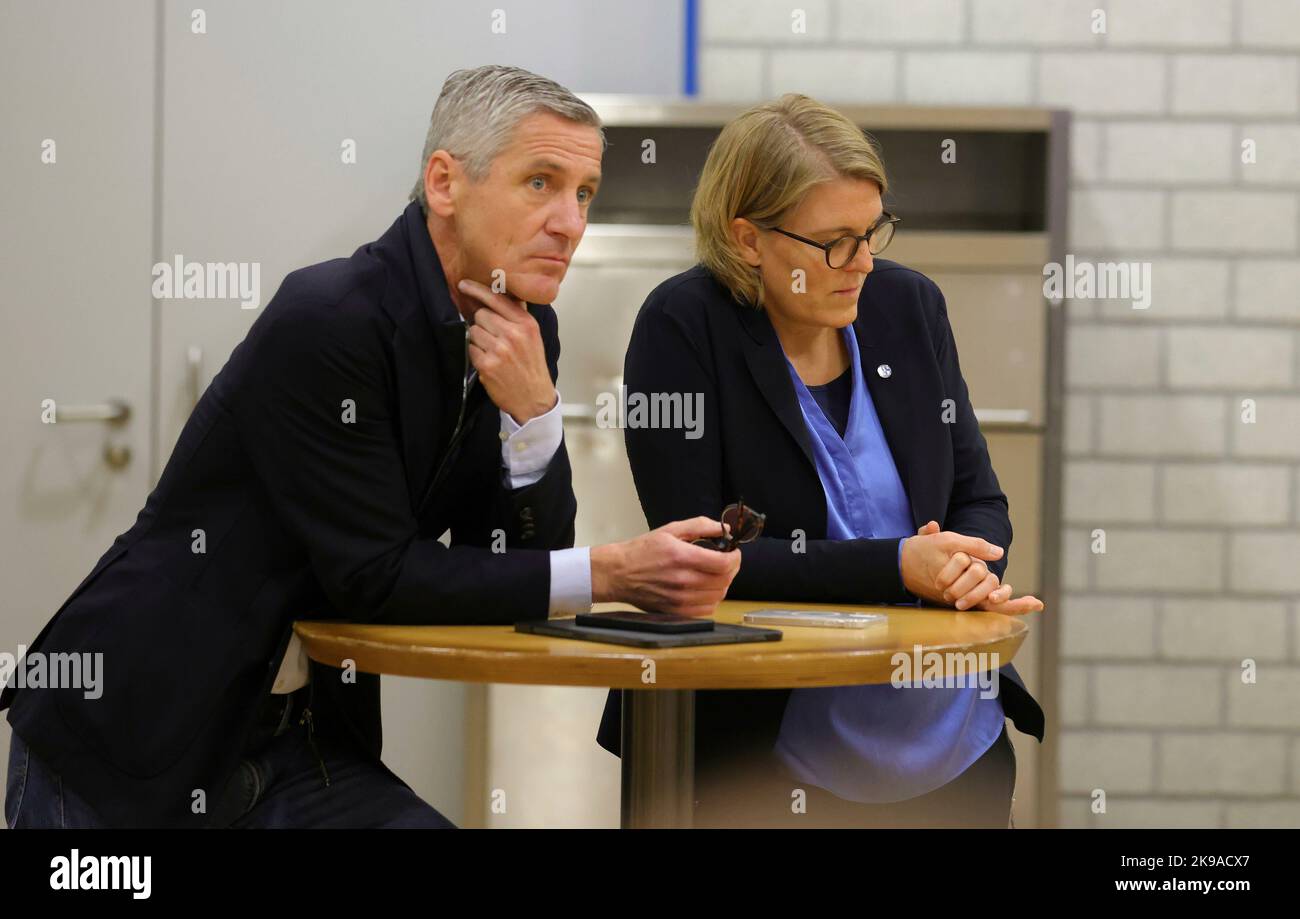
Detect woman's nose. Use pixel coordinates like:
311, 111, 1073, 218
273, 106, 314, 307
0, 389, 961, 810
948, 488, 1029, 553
848, 244, 874, 274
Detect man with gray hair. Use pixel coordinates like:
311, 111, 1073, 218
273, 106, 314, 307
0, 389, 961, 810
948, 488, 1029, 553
3, 64, 739, 829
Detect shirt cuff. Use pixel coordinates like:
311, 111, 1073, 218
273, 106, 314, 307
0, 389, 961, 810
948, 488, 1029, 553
548, 546, 592, 617
499, 390, 563, 490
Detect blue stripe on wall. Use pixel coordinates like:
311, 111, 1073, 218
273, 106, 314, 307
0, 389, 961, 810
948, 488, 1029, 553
683, 0, 698, 96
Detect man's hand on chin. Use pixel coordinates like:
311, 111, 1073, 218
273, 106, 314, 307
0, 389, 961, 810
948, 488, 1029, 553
457, 278, 557, 423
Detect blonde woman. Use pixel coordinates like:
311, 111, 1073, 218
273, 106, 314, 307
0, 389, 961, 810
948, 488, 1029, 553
597, 94, 1044, 828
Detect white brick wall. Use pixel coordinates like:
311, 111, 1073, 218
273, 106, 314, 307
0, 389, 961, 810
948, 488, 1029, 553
838, 0, 966, 45
1070, 189, 1165, 251
1236, 260, 1300, 322
1040, 53, 1166, 114
1093, 664, 1222, 726
1099, 259, 1230, 321
1070, 119, 1103, 182
1093, 529, 1225, 592
1061, 594, 1156, 656
1231, 396, 1300, 459
1225, 667, 1300, 728
1172, 56, 1300, 116
1105, 123, 1234, 185
1160, 598, 1290, 659
699, 0, 1300, 828
1060, 663, 1090, 724
1226, 802, 1300, 828
903, 52, 1033, 106
1067, 327, 1161, 389
698, 48, 765, 101
1098, 395, 1226, 457
1241, 125, 1300, 186
1241, 0, 1300, 49
1161, 464, 1292, 525
1064, 393, 1094, 452
1171, 190, 1298, 253
768, 49, 898, 104
1166, 327, 1294, 390
1230, 531, 1300, 594
1101, 799, 1221, 828
1106, 0, 1234, 49
1159, 733, 1286, 795
1059, 731, 1154, 792
701, 0, 831, 43
970, 0, 1103, 47
1064, 461, 1157, 521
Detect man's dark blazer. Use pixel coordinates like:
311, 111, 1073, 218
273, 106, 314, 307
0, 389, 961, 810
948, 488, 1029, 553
596, 262, 1045, 792
2, 201, 577, 827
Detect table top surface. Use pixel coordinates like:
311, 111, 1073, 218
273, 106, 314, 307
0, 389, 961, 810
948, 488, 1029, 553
293, 599, 1030, 690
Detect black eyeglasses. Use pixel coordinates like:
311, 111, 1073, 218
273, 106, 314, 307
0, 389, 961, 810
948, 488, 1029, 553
692, 500, 766, 552
768, 212, 900, 269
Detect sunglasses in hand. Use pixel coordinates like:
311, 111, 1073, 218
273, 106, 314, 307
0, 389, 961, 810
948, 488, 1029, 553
691, 500, 766, 552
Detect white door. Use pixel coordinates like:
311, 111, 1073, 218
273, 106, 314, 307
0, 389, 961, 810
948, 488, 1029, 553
0, 0, 158, 788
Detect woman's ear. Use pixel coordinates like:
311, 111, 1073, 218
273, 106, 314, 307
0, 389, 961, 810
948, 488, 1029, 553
423, 150, 460, 219
730, 217, 763, 268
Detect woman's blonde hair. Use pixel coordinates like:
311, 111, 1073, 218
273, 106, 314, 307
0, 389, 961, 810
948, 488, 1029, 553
690, 93, 888, 307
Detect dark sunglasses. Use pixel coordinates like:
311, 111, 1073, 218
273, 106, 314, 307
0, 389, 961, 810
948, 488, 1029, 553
769, 211, 901, 269
692, 500, 766, 552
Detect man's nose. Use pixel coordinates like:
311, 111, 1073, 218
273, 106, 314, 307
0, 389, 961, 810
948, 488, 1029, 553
547, 198, 585, 240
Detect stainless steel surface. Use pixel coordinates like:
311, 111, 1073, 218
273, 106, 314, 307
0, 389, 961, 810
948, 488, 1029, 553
620, 689, 695, 829
582, 96, 1056, 132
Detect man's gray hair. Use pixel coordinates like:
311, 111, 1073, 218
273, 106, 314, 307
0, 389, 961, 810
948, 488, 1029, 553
409, 65, 605, 213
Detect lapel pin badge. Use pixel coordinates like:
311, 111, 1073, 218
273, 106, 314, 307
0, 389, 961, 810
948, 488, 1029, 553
877, 364, 892, 379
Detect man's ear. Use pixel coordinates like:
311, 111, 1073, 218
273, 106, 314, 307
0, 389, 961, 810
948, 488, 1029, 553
423, 150, 459, 219
730, 217, 762, 268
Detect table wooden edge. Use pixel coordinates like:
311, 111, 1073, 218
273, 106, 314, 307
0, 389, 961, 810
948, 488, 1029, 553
292, 615, 1028, 690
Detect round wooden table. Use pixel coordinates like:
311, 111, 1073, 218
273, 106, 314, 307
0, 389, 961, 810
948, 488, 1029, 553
294, 599, 1029, 828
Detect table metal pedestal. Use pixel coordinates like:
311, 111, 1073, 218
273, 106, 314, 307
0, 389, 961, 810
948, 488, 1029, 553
620, 689, 695, 828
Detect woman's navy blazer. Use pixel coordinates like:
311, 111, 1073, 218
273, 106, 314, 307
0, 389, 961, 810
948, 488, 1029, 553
597, 262, 1045, 777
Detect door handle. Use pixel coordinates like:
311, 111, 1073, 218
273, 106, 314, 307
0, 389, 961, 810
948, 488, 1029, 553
51, 398, 132, 468
53, 398, 131, 425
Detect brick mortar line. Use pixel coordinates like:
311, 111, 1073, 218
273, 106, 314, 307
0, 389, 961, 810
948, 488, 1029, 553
1074, 179, 1300, 190
1065, 456, 1297, 472
1061, 523, 1297, 533
1074, 113, 1300, 122
1068, 317, 1300, 327
1055, 790, 1294, 804
1064, 657, 1297, 669
1152, 593, 1165, 662
1067, 384, 1296, 396
1059, 724, 1300, 734
1070, 455, 1297, 465
1163, 51, 1175, 119
1051, 565, 1299, 596
703, 39, 1300, 59
1226, 256, 1243, 320
1290, 599, 1300, 660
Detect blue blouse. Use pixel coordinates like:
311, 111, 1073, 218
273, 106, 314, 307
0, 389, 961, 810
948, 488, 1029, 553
772, 324, 1006, 803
